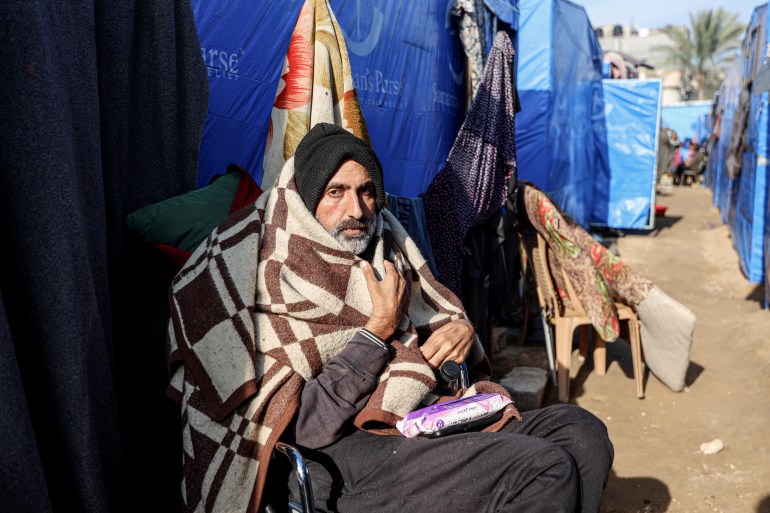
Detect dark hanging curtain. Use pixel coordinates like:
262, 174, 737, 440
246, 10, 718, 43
422, 31, 518, 299
0, 1, 208, 511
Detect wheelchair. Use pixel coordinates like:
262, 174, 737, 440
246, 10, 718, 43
264, 362, 469, 513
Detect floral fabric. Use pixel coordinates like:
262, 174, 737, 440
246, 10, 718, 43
519, 184, 653, 341
261, 0, 370, 189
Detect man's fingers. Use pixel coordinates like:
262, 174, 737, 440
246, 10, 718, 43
420, 320, 475, 368
420, 333, 449, 367
419, 342, 439, 365
383, 260, 402, 284
359, 261, 381, 293
359, 260, 377, 278
427, 343, 451, 368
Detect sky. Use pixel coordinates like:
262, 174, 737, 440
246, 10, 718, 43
578, 0, 761, 29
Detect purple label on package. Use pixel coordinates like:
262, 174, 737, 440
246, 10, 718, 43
396, 393, 511, 437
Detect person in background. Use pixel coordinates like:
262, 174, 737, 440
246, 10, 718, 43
674, 141, 705, 185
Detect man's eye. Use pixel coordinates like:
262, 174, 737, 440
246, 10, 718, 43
327, 189, 342, 197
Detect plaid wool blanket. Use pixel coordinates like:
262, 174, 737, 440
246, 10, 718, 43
166, 158, 504, 512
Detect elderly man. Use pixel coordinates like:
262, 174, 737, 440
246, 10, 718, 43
167, 123, 613, 513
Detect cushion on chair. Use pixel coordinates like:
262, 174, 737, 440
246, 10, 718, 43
125, 164, 262, 276
635, 286, 696, 392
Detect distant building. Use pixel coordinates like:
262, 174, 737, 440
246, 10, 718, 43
594, 24, 695, 105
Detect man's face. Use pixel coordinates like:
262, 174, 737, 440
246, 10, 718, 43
314, 159, 377, 254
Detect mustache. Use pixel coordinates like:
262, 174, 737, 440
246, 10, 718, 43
332, 219, 370, 233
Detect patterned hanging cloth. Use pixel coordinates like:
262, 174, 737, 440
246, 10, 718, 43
452, 0, 492, 98
422, 31, 517, 297
515, 182, 696, 393
516, 182, 654, 341
261, 0, 370, 189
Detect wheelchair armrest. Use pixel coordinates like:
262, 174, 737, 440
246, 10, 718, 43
274, 442, 315, 513
459, 361, 470, 388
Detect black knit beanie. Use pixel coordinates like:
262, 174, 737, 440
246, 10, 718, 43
293, 123, 385, 214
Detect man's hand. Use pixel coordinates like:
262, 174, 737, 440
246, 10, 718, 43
419, 319, 475, 369
360, 260, 410, 341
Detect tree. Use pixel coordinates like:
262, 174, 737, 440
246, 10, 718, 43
655, 8, 745, 100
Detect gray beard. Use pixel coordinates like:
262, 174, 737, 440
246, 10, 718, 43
325, 218, 375, 255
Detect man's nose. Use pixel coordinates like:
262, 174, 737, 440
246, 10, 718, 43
344, 191, 364, 219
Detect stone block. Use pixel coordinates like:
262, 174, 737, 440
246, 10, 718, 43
491, 344, 549, 378
498, 366, 548, 412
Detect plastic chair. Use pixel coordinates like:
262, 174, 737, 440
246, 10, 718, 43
518, 229, 558, 386
520, 232, 558, 387
529, 233, 644, 402
681, 156, 707, 185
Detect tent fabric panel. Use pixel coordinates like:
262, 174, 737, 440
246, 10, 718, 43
516, 90, 552, 186
516, 0, 554, 189
516, 0, 602, 226
516, 0, 552, 92
198, 115, 266, 186
708, 4, 768, 285
594, 79, 661, 229
728, 5, 769, 284
1, 0, 209, 510
661, 102, 711, 143
332, 0, 467, 197
712, 76, 738, 226
485, 0, 520, 29
193, 0, 304, 187
731, 90, 769, 284
193, 0, 517, 197
547, 0, 603, 226
707, 65, 740, 214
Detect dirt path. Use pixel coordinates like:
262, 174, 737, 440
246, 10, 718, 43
562, 185, 770, 513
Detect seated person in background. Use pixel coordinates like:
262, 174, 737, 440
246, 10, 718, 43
674, 142, 705, 184
167, 123, 614, 513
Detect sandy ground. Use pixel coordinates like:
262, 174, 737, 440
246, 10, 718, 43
546, 185, 770, 513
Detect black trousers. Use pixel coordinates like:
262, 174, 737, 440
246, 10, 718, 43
284, 404, 613, 513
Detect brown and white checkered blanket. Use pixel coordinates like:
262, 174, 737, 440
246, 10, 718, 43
166, 158, 500, 512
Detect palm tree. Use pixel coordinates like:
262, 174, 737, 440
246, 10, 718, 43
655, 8, 745, 100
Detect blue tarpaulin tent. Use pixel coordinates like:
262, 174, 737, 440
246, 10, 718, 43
706, 66, 739, 227
592, 79, 662, 229
333, 0, 468, 197
730, 4, 767, 285
192, 0, 519, 197
661, 101, 711, 143
191, 0, 304, 188
515, 0, 604, 226
708, 4, 768, 287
